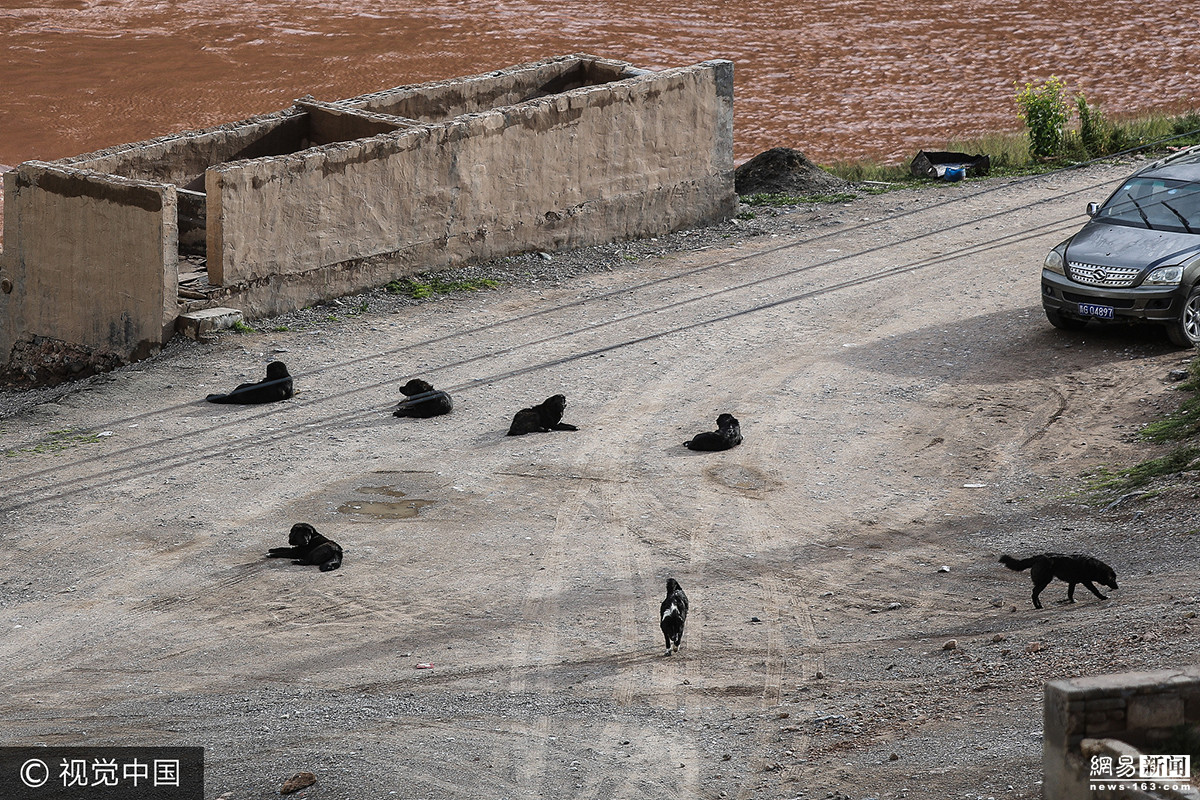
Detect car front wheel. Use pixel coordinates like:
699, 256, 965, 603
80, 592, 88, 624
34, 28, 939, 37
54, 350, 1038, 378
1165, 285, 1200, 348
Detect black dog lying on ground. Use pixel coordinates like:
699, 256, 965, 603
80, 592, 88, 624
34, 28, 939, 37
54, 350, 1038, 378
206, 361, 294, 404
660, 577, 689, 656
1000, 553, 1118, 609
267, 523, 343, 571
393, 378, 453, 418
684, 413, 742, 451
507, 394, 578, 436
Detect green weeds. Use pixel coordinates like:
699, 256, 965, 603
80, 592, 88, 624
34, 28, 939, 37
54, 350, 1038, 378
5, 428, 106, 458
1086, 360, 1200, 496
742, 191, 863, 206
384, 277, 501, 300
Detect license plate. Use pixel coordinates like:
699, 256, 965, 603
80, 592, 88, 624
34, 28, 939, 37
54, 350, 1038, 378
1078, 303, 1115, 319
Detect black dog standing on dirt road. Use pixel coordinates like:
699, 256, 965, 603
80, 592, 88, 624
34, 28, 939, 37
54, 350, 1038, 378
206, 361, 294, 404
684, 413, 742, 451
1000, 553, 1118, 609
267, 523, 343, 572
660, 578, 689, 656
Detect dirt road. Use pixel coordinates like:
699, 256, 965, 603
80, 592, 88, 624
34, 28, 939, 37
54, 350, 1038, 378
3, 160, 1198, 800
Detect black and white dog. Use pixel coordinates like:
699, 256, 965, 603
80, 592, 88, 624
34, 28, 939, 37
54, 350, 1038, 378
660, 578, 689, 656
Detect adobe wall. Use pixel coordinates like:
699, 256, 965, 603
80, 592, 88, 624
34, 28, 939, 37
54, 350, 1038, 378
347, 54, 644, 122
1045, 668, 1200, 800
60, 111, 309, 192
207, 59, 735, 317
0, 55, 735, 375
0, 163, 177, 376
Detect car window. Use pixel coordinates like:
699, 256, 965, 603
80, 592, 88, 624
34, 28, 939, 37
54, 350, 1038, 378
1099, 178, 1200, 234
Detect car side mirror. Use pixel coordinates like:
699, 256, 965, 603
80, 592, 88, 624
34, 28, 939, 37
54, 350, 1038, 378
1086, 202, 1100, 217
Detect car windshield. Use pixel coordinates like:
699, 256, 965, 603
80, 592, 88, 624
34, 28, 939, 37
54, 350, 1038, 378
1097, 177, 1200, 233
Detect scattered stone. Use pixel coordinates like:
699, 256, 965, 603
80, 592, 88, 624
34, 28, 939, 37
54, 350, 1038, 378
938, 565, 951, 573
992, 633, 1006, 643
889, 752, 900, 761
1168, 369, 1190, 382
886, 602, 902, 610
280, 772, 316, 794
943, 640, 958, 651
749, 617, 762, 624
1026, 641, 1043, 653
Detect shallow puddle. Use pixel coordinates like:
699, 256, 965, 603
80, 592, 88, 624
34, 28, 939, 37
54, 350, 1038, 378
336, 485, 434, 519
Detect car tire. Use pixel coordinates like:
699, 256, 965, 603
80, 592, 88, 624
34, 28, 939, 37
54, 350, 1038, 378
1165, 285, 1200, 348
1045, 307, 1088, 331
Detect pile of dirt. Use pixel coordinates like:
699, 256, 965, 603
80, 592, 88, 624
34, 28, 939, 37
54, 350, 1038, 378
2, 334, 127, 387
734, 147, 851, 196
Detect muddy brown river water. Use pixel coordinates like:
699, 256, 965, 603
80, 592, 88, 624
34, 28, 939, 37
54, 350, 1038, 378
0, 1, 1196, 169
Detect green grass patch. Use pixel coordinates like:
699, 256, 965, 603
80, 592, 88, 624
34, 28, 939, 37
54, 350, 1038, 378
384, 277, 501, 300
1140, 361, 1200, 443
743, 191, 862, 206
5, 428, 106, 458
230, 320, 256, 334
1086, 446, 1200, 495
823, 160, 915, 184
1083, 361, 1200, 495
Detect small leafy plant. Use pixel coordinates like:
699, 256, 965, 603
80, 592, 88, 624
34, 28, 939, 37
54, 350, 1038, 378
1016, 76, 1069, 159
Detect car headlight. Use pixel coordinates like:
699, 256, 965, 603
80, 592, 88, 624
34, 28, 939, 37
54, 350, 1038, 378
1144, 265, 1183, 286
1044, 244, 1067, 275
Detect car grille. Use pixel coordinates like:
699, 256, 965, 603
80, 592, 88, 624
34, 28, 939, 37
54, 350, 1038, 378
1062, 291, 1135, 309
1067, 261, 1141, 288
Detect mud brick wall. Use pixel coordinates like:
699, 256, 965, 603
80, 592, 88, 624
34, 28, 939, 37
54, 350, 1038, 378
0, 54, 735, 370
207, 58, 735, 318
60, 112, 309, 193
0, 164, 177, 365
1045, 668, 1200, 800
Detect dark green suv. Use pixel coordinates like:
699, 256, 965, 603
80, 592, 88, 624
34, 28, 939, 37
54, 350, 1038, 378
1041, 146, 1200, 347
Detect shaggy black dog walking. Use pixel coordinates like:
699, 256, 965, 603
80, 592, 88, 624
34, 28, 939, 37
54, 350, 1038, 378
660, 578, 689, 656
267, 523, 343, 572
393, 378, 453, 418
507, 394, 578, 435
684, 413, 742, 451
1000, 553, 1118, 609
206, 361, 293, 404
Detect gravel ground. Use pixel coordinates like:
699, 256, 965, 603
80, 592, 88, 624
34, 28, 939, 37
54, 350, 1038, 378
2, 160, 1198, 800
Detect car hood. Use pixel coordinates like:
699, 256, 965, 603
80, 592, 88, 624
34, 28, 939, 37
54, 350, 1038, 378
1067, 222, 1200, 269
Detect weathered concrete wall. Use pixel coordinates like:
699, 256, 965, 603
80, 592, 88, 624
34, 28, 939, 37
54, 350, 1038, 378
0, 163, 176, 370
348, 54, 643, 122
1045, 668, 1200, 800
61, 111, 308, 192
208, 57, 735, 317
1, 54, 735, 374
